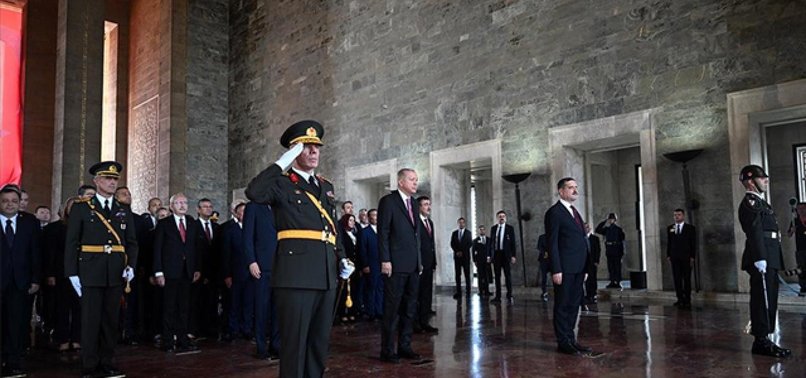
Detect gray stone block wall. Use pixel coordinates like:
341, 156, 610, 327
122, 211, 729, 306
227, 0, 806, 291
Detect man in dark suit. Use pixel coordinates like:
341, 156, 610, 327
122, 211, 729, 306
1, 185, 42, 376
153, 193, 203, 353
245, 121, 353, 378
378, 168, 422, 363
537, 233, 550, 301
192, 198, 219, 339
584, 223, 601, 304
359, 209, 383, 320
544, 177, 593, 356
243, 201, 280, 360
65, 161, 138, 377
472, 225, 492, 296
450, 217, 473, 299
666, 208, 696, 308
137, 197, 161, 342
222, 202, 254, 341
415, 196, 438, 333
488, 211, 517, 304
596, 213, 626, 288
738, 165, 792, 358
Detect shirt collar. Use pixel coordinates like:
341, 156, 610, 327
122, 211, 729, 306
0, 213, 18, 225
173, 214, 186, 223
370, 224, 377, 232
292, 168, 314, 183
746, 190, 764, 200
398, 190, 410, 202
95, 193, 113, 206
419, 214, 429, 222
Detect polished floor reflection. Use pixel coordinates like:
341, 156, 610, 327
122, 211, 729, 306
28, 293, 805, 377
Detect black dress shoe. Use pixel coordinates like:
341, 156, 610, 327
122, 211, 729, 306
557, 343, 583, 356
490, 297, 502, 304
100, 365, 125, 377
771, 343, 792, 358
453, 293, 461, 299
398, 349, 421, 360
752, 339, 789, 358
380, 354, 400, 363
422, 325, 439, 334
573, 342, 592, 353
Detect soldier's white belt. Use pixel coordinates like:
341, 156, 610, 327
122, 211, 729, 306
764, 231, 779, 239
81, 245, 125, 253
277, 230, 336, 245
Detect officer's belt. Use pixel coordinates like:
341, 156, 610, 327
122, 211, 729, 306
81, 245, 125, 253
277, 230, 336, 245
763, 231, 779, 239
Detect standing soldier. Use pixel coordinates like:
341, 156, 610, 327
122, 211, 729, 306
245, 120, 354, 378
738, 164, 791, 358
65, 161, 138, 377
596, 213, 625, 289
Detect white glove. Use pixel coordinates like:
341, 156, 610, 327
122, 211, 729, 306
339, 258, 355, 280
275, 143, 305, 171
122, 266, 135, 282
69, 275, 82, 297
754, 260, 767, 274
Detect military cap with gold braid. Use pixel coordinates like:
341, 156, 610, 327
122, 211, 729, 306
89, 161, 123, 178
280, 120, 325, 148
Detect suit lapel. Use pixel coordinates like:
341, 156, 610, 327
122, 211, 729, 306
394, 191, 415, 227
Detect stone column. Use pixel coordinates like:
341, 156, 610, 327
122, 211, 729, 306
52, 0, 105, 203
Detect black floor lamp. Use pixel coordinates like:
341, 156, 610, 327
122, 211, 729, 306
502, 173, 531, 287
663, 149, 704, 292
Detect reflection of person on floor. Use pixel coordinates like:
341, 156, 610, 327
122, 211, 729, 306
536, 233, 550, 301
737, 164, 791, 358
596, 213, 625, 289
787, 202, 806, 296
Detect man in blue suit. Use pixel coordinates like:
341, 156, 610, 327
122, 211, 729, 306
222, 202, 254, 341
544, 177, 593, 356
244, 202, 280, 360
1, 184, 42, 376
359, 208, 383, 320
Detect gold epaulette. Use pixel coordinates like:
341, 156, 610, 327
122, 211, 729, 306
75, 197, 91, 203
316, 174, 331, 184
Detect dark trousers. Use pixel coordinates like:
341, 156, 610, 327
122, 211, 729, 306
493, 253, 513, 298
538, 261, 551, 294
749, 268, 779, 338
417, 269, 434, 326
606, 253, 622, 283
188, 281, 202, 335
454, 256, 471, 296
137, 277, 160, 339
796, 250, 806, 290
41, 283, 57, 332
254, 274, 279, 355
670, 259, 692, 303
229, 279, 255, 336
363, 271, 383, 318
553, 272, 584, 345
585, 265, 598, 299
123, 277, 139, 338
475, 260, 491, 294
381, 272, 419, 357
274, 287, 336, 378
199, 281, 221, 337
2, 284, 32, 368
54, 278, 81, 343
81, 284, 124, 370
163, 277, 192, 348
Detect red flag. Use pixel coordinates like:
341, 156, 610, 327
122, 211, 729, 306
0, 6, 24, 186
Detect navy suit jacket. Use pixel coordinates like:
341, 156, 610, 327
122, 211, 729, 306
544, 201, 589, 274
378, 190, 421, 274
1, 212, 42, 290
222, 220, 250, 282
243, 202, 278, 273
359, 225, 381, 273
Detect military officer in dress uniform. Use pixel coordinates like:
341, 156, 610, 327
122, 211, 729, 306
65, 161, 138, 378
738, 164, 791, 358
245, 120, 354, 378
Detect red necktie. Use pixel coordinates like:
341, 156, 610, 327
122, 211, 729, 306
424, 219, 431, 236
571, 205, 584, 230
179, 218, 187, 243
406, 198, 414, 224
204, 221, 212, 241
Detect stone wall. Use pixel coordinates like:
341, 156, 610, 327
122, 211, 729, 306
228, 0, 806, 291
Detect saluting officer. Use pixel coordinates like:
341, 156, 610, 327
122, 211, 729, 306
737, 164, 791, 358
65, 161, 138, 378
245, 120, 354, 378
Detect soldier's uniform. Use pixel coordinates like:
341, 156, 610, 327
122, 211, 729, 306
245, 120, 345, 378
596, 213, 625, 288
737, 164, 790, 358
64, 161, 138, 376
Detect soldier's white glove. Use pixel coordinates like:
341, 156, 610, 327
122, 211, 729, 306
122, 266, 135, 282
754, 260, 767, 274
69, 275, 82, 297
275, 143, 305, 171
339, 258, 355, 279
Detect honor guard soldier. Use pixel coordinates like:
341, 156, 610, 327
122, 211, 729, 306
65, 161, 138, 377
737, 164, 791, 358
245, 120, 354, 378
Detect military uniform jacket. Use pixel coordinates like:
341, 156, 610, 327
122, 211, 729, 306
739, 192, 784, 271
64, 196, 139, 287
245, 164, 344, 290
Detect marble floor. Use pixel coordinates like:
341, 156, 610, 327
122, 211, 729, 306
25, 292, 805, 377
